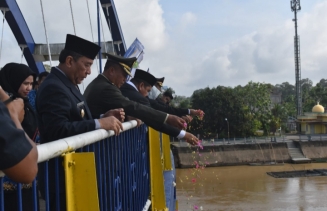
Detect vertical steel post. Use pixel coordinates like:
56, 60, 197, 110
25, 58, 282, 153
32, 180, 37, 211
291, 0, 302, 117
0, 177, 3, 211
97, 0, 102, 73
17, 183, 22, 211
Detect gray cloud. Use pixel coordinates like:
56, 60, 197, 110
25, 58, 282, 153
1, 0, 327, 96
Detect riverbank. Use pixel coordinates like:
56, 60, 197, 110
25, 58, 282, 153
171, 140, 327, 168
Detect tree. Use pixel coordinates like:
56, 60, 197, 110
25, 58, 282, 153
188, 82, 274, 137
235, 82, 272, 135
170, 78, 327, 137
190, 86, 251, 138
270, 103, 288, 133
171, 95, 190, 108
178, 98, 191, 109
309, 80, 327, 107
301, 78, 313, 112
275, 82, 295, 103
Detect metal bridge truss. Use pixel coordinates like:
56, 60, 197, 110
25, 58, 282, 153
0, 0, 126, 74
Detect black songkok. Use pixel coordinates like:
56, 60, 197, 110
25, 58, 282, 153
134, 69, 157, 86
65, 34, 101, 60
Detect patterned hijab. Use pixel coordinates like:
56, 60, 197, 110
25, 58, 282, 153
0, 63, 36, 98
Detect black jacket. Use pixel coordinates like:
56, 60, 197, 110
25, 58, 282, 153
36, 67, 96, 203
84, 75, 180, 137
148, 98, 189, 117
120, 83, 189, 117
120, 83, 151, 106
36, 67, 95, 143
119, 82, 181, 136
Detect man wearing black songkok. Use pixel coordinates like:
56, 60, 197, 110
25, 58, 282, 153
36, 34, 124, 211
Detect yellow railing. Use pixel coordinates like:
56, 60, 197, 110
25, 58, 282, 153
148, 127, 177, 211
64, 152, 99, 211
148, 127, 168, 211
162, 133, 173, 171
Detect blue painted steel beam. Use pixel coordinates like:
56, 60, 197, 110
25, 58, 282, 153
0, 0, 123, 71
100, 0, 126, 56
0, 0, 45, 74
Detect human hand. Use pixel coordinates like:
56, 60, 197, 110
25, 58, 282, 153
184, 132, 199, 146
98, 116, 123, 135
181, 115, 193, 124
135, 119, 142, 127
190, 109, 205, 120
103, 108, 125, 122
126, 116, 143, 127
0, 86, 24, 124
166, 114, 186, 130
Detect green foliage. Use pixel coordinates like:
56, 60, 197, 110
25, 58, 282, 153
188, 82, 272, 138
165, 87, 175, 95
235, 81, 272, 135
179, 99, 191, 108
169, 78, 327, 138
275, 78, 327, 117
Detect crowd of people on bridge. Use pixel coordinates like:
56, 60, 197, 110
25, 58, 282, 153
0, 34, 204, 211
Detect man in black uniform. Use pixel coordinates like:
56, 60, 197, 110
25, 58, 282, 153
0, 86, 38, 183
37, 35, 124, 142
120, 69, 157, 107
84, 54, 199, 144
158, 91, 174, 105
120, 69, 192, 139
120, 69, 202, 138
146, 76, 204, 120
36, 34, 124, 210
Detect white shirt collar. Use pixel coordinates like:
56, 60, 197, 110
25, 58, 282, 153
55, 66, 66, 76
127, 81, 139, 92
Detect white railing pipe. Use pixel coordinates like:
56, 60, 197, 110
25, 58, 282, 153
0, 120, 138, 177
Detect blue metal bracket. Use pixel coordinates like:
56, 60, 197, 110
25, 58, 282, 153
100, 0, 126, 56
0, 0, 124, 73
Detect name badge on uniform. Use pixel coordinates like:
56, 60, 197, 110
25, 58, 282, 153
77, 101, 85, 118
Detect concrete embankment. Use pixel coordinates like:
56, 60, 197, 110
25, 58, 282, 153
171, 142, 291, 168
298, 141, 327, 161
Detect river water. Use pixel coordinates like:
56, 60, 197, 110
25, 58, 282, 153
176, 163, 327, 211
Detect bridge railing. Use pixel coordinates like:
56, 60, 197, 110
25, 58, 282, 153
175, 136, 287, 146
0, 120, 152, 211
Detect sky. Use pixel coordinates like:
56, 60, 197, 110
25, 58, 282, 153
1, 0, 327, 96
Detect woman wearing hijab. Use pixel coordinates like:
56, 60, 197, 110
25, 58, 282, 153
0, 63, 38, 139
0, 62, 39, 211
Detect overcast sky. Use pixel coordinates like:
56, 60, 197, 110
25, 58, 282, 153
1, 0, 326, 96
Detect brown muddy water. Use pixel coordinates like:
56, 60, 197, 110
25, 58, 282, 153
176, 163, 327, 211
